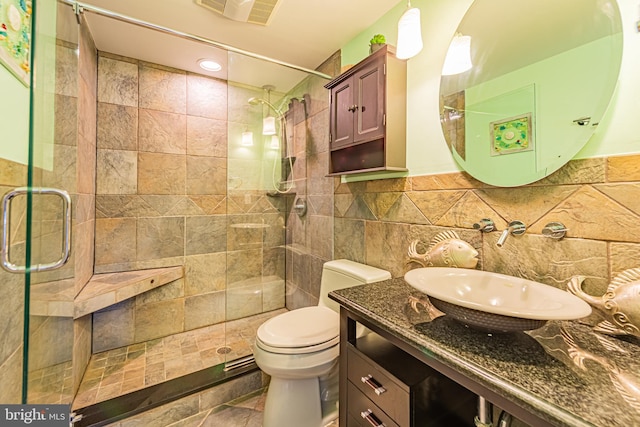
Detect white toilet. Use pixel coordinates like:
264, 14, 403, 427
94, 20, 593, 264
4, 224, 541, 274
253, 259, 391, 427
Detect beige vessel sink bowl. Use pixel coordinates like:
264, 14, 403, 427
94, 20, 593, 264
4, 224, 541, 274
404, 268, 592, 332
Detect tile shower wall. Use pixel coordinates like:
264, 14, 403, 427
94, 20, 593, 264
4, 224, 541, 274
0, 159, 28, 403
93, 53, 285, 352
334, 155, 640, 310
283, 52, 340, 310
71, 15, 97, 397
26, 12, 97, 403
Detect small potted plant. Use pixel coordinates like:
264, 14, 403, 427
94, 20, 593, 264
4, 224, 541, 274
369, 34, 386, 54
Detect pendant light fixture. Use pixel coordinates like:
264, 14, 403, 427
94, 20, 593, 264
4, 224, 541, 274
396, 0, 423, 60
442, 33, 473, 75
262, 86, 277, 135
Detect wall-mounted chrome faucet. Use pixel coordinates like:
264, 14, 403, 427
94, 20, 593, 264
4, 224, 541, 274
496, 220, 526, 247
542, 222, 567, 239
473, 218, 495, 233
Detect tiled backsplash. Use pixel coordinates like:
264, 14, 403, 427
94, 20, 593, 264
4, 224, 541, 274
334, 154, 640, 307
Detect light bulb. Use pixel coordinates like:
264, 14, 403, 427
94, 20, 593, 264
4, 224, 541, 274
197, 58, 222, 72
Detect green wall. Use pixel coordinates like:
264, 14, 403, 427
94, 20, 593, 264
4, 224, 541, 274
0, 0, 57, 169
461, 35, 619, 184
0, 64, 30, 165
340, 0, 640, 180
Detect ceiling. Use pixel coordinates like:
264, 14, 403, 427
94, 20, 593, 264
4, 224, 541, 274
68, 0, 401, 92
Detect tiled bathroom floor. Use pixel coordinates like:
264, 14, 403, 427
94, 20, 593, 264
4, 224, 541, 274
73, 309, 286, 409
113, 387, 340, 427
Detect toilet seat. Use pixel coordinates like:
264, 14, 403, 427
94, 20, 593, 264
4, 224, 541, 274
256, 306, 339, 355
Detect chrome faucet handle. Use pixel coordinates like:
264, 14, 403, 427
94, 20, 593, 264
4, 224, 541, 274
508, 220, 526, 235
473, 218, 495, 232
542, 222, 567, 239
496, 220, 526, 247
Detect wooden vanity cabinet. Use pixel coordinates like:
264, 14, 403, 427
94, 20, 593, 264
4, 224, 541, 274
325, 45, 407, 175
344, 331, 477, 427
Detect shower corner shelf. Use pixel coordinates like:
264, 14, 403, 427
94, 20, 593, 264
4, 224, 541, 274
73, 266, 184, 318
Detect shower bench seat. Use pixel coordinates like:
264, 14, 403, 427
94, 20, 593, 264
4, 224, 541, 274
30, 266, 184, 318
73, 266, 184, 318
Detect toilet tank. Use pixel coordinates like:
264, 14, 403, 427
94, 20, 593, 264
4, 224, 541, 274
319, 259, 391, 313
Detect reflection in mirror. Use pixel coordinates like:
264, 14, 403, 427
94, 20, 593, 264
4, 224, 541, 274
439, 0, 623, 187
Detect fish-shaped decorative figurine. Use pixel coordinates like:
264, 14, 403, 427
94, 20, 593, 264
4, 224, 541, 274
560, 328, 640, 411
407, 230, 478, 269
567, 267, 640, 338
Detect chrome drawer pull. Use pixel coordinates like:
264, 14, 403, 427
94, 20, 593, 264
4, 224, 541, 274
361, 374, 386, 395
360, 409, 386, 427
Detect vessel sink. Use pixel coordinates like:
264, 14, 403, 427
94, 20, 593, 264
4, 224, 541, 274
404, 268, 592, 332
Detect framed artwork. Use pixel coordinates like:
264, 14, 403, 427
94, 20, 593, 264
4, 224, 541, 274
490, 113, 533, 156
0, 0, 32, 86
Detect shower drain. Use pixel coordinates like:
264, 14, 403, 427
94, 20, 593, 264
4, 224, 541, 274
216, 346, 232, 355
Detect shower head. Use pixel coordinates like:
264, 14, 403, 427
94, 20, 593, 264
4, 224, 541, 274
247, 97, 283, 117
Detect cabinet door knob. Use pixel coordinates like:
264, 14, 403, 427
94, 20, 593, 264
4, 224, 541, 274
348, 104, 359, 112
361, 374, 386, 395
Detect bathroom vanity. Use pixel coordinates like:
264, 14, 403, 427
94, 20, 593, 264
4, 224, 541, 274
330, 278, 640, 427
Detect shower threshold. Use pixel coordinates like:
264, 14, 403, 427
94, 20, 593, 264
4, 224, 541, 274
73, 358, 258, 426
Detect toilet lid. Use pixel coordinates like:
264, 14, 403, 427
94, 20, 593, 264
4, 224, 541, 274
257, 306, 339, 348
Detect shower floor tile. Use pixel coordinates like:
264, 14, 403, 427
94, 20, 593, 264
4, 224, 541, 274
73, 309, 286, 410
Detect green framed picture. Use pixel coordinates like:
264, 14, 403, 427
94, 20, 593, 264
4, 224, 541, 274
490, 113, 534, 156
0, 0, 32, 86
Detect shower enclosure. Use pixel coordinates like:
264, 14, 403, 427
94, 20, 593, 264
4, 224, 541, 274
0, 0, 336, 418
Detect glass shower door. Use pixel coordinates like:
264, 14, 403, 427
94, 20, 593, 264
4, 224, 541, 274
23, 1, 79, 405
223, 49, 326, 366
0, 0, 77, 405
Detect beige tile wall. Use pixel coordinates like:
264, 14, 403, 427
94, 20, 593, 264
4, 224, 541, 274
0, 159, 29, 403
283, 52, 339, 310
93, 53, 287, 352
73, 15, 98, 394
334, 154, 640, 309
24, 12, 97, 403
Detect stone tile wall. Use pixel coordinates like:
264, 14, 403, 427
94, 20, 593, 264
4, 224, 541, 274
93, 53, 286, 351
334, 155, 640, 309
283, 52, 340, 310
0, 159, 29, 403
26, 12, 97, 402
72, 15, 98, 395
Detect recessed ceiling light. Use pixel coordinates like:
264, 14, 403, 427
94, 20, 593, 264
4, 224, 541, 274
198, 58, 222, 72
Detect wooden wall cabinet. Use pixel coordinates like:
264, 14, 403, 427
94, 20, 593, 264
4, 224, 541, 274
325, 45, 407, 176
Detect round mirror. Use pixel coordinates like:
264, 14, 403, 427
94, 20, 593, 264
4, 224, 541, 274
439, 0, 623, 187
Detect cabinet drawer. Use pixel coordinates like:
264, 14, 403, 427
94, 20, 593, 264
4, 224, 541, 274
347, 344, 409, 425
347, 381, 400, 427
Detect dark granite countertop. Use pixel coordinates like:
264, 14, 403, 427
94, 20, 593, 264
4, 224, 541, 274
330, 278, 640, 427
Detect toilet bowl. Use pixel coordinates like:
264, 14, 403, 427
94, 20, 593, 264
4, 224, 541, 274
254, 259, 391, 427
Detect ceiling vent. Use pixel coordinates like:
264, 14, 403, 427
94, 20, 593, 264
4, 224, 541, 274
195, 0, 280, 26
